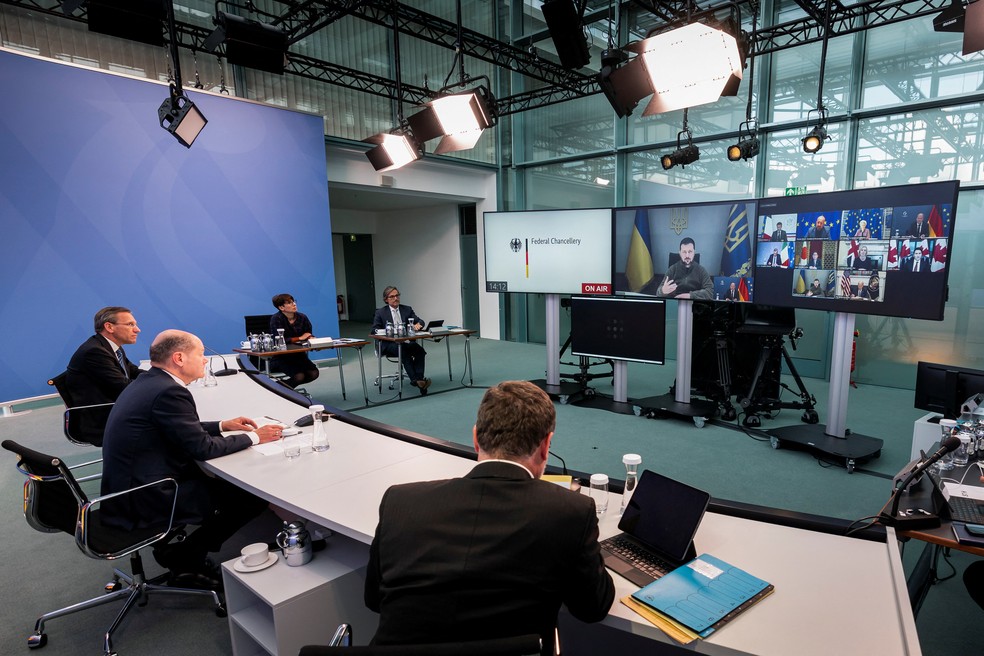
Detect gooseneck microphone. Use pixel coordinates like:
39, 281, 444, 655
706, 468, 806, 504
205, 345, 238, 376
883, 434, 961, 528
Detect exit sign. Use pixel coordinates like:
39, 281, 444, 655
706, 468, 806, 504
785, 186, 807, 196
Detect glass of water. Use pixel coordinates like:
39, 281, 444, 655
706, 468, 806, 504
282, 432, 302, 460
588, 473, 609, 516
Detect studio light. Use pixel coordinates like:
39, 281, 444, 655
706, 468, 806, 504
727, 136, 760, 161
158, 87, 208, 148
83, 0, 166, 46
802, 123, 828, 154
661, 144, 700, 170
407, 86, 497, 155
541, 0, 591, 70
363, 132, 423, 172
204, 10, 289, 74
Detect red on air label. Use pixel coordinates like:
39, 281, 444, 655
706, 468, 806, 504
581, 283, 611, 294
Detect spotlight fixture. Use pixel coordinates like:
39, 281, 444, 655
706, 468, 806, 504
541, 0, 591, 70
158, 86, 208, 148
802, 124, 828, 154
363, 132, 423, 172
661, 121, 700, 170
727, 120, 760, 161
407, 85, 497, 155
204, 9, 288, 74
803, 0, 833, 156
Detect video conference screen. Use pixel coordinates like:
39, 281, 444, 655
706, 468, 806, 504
753, 181, 959, 321
570, 296, 666, 365
483, 208, 613, 294
613, 201, 757, 303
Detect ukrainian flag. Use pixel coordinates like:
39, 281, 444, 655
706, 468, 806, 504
795, 269, 807, 294
721, 204, 751, 277
625, 209, 654, 292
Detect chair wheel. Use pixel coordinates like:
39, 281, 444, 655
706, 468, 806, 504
28, 632, 47, 649
216, 603, 227, 618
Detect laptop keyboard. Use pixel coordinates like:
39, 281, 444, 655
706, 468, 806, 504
949, 497, 984, 524
601, 535, 674, 579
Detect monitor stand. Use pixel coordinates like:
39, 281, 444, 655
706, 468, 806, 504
635, 300, 718, 428
766, 312, 882, 473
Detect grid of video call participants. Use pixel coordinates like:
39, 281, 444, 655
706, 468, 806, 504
756, 203, 951, 304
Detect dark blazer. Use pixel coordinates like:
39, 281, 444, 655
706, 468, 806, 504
908, 221, 929, 239
64, 334, 143, 444
365, 461, 615, 652
770, 230, 787, 242
766, 253, 782, 267
100, 367, 252, 530
372, 304, 423, 332
905, 256, 930, 273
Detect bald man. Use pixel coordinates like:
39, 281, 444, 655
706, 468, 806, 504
101, 330, 282, 588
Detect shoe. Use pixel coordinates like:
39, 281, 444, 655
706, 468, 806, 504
168, 571, 223, 592
418, 385, 428, 396
422, 378, 432, 389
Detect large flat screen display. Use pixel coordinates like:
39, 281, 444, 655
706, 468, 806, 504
753, 181, 959, 321
613, 201, 757, 303
570, 296, 666, 364
483, 209, 612, 294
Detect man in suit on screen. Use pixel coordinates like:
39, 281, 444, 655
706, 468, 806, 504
770, 221, 788, 242
365, 381, 615, 654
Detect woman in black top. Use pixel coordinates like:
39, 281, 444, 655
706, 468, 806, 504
269, 293, 320, 388
858, 275, 880, 301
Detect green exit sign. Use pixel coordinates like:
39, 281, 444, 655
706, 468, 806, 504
785, 186, 808, 196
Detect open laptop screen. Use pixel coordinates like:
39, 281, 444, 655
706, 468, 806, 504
617, 470, 710, 562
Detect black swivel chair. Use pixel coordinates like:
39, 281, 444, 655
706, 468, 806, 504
1, 440, 225, 656
47, 372, 113, 447
372, 341, 410, 392
299, 623, 542, 655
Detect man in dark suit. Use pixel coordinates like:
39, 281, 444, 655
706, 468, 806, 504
365, 381, 615, 653
770, 221, 787, 242
805, 215, 830, 239
101, 329, 281, 587
63, 306, 144, 445
905, 246, 930, 273
371, 286, 430, 394
724, 281, 739, 301
907, 212, 929, 238
766, 247, 783, 267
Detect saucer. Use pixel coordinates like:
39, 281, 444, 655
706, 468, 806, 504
233, 551, 278, 573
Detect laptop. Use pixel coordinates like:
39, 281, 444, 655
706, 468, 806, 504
600, 470, 711, 587
424, 319, 447, 333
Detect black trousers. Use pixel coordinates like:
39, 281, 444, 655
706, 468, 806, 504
380, 341, 426, 382
271, 353, 320, 388
964, 560, 984, 612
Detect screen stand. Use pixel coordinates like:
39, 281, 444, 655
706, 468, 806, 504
634, 300, 717, 427
531, 294, 582, 400
766, 312, 883, 472
570, 359, 637, 415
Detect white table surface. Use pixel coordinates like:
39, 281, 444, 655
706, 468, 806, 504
192, 372, 920, 656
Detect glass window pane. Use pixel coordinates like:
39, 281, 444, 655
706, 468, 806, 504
524, 156, 616, 208
762, 125, 848, 196
626, 139, 757, 204
769, 34, 854, 124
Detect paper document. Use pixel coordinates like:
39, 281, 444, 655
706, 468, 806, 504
308, 337, 335, 346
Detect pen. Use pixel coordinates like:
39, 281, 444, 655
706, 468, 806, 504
264, 415, 286, 425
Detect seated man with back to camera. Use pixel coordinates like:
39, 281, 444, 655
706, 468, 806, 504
101, 330, 282, 589
63, 306, 144, 445
269, 293, 320, 388
365, 381, 615, 653
371, 285, 430, 394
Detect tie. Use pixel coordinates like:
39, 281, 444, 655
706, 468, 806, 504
116, 349, 129, 379
914, 262, 919, 272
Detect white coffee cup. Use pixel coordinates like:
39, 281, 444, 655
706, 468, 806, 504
240, 340, 251, 348
241, 542, 269, 567
375, 329, 385, 335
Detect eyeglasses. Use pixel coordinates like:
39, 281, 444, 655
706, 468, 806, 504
112, 322, 138, 328
386, 293, 400, 299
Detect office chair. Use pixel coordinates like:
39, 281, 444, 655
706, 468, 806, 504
372, 341, 409, 392
299, 623, 543, 655
668, 252, 701, 267
1, 440, 225, 656
47, 372, 113, 447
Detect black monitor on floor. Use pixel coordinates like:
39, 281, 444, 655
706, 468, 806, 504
914, 361, 984, 420
570, 296, 666, 365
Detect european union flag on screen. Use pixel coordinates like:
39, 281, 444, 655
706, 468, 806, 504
844, 207, 884, 239
721, 204, 751, 277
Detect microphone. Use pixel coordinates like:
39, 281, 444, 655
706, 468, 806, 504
548, 450, 568, 475
205, 345, 238, 377
883, 434, 961, 528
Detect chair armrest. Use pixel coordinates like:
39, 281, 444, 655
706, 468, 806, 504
77, 477, 180, 560
68, 457, 103, 484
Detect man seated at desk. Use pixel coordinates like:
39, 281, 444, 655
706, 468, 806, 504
365, 381, 615, 653
63, 306, 144, 445
101, 330, 282, 589
372, 286, 430, 394
269, 293, 320, 389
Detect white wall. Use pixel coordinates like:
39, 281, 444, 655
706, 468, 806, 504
325, 144, 501, 338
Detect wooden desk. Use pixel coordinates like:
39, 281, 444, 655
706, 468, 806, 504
193, 373, 920, 656
369, 329, 476, 398
233, 339, 370, 404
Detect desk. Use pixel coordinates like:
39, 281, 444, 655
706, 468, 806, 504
369, 329, 476, 398
233, 339, 370, 404
192, 373, 919, 656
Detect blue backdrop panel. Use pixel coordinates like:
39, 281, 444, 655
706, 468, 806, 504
0, 50, 337, 402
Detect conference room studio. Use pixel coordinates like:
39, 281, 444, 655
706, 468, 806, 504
3, 2, 984, 656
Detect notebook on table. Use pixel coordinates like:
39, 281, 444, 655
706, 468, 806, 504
600, 470, 710, 587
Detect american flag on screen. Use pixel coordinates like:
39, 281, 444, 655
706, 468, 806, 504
840, 271, 854, 297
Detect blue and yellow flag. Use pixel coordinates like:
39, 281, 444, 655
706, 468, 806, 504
795, 269, 807, 294
625, 209, 654, 292
721, 204, 751, 277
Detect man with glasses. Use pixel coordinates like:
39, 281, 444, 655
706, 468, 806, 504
63, 306, 144, 445
372, 286, 430, 394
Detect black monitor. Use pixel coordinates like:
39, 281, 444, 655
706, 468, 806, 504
914, 361, 984, 420
753, 180, 959, 321
570, 296, 666, 365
